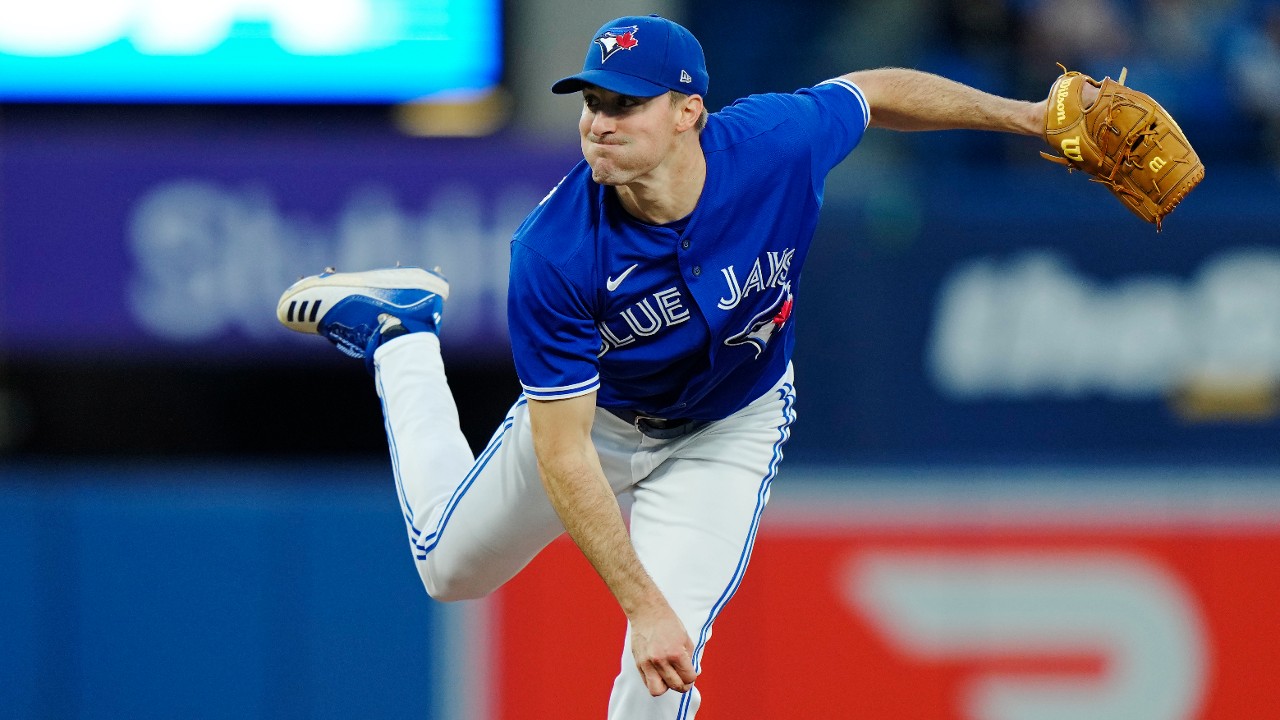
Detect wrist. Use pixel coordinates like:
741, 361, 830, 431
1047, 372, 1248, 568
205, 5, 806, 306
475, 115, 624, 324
623, 588, 672, 620
1023, 99, 1048, 138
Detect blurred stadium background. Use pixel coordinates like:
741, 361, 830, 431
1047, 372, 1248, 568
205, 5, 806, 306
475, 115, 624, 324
3, 0, 1280, 718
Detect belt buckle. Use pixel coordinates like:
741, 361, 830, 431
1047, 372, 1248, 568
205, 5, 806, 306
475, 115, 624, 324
633, 413, 667, 431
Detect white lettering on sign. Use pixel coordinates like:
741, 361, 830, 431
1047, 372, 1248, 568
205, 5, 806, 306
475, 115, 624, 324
846, 551, 1207, 720
0, 0, 379, 56
927, 249, 1280, 398
127, 179, 529, 345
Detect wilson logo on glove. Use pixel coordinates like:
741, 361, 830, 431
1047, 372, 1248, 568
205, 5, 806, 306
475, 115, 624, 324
1053, 79, 1072, 126
1060, 136, 1084, 162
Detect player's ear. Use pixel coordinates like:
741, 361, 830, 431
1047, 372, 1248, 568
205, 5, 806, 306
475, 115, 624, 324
672, 92, 705, 133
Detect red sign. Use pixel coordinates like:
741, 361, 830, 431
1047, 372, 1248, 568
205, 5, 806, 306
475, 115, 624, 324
480, 480, 1280, 720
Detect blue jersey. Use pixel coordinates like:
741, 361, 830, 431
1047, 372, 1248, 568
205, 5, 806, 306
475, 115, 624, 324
508, 79, 870, 420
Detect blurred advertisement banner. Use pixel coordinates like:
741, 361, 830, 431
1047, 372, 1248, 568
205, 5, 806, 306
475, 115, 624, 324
479, 472, 1280, 720
0, 121, 577, 359
789, 166, 1280, 462
929, 249, 1280, 406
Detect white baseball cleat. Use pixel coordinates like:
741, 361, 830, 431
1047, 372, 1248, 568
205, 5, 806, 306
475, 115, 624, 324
277, 266, 449, 372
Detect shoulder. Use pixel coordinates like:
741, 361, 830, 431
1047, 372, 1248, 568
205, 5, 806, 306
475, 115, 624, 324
513, 160, 598, 263
703, 81, 871, 150
510, 160, 604, 304
701, 81, 870, 170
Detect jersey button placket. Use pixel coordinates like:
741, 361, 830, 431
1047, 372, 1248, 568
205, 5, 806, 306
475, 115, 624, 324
692, 266, 701, 277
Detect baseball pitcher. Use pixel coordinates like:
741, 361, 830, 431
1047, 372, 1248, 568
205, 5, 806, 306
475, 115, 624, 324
277, 14, 1200, 718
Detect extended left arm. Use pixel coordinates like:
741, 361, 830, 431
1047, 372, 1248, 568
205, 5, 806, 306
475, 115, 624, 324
844, 67, 1201, 229
842, 67, 1046, 136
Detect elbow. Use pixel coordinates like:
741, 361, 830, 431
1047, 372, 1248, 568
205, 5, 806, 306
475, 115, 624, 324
839, 68, 895, 116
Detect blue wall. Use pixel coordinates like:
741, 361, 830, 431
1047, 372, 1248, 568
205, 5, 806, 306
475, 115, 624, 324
0, 463, 443, 720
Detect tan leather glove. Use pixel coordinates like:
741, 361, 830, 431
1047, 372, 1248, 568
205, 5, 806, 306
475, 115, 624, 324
1042, 66, 1205, 231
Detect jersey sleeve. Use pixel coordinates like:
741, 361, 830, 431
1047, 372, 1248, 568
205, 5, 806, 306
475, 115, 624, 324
714, 80, 871, 182
795, 79, 872, 178
507, 240, 601, 401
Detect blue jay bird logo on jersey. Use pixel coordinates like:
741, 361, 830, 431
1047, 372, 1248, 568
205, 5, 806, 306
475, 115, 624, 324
726, 284, 793, 358
595, 26, 640, 62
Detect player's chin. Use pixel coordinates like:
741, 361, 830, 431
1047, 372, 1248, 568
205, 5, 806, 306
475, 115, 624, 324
591, 171, 624, 186
585, 148, 631, 181
587, 162, 629, 187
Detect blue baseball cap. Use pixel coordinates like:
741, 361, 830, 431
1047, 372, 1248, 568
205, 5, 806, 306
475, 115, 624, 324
551, 15, 709, 98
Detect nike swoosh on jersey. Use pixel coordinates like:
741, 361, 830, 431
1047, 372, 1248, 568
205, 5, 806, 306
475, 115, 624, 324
606, 264, 640, 292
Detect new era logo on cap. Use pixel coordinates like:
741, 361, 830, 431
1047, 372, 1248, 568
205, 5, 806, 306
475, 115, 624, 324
680, 69, 693, 84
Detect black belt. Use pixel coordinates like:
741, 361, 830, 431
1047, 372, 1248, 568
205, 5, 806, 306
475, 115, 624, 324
605, 408, 710, 440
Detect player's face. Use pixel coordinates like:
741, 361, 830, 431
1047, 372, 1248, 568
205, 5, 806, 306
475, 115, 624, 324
579, 87, 680, 186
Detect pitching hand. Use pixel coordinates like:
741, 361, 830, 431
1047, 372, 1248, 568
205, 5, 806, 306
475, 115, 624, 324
630, 604, 698, 696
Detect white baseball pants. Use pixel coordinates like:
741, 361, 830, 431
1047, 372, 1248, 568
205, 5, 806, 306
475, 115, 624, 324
373, 333, 796, 720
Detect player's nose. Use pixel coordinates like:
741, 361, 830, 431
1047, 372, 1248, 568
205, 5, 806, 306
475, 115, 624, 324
589, 110, 617, 137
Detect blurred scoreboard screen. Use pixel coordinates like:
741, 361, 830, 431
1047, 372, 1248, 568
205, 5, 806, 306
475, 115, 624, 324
0, 0, 502, 102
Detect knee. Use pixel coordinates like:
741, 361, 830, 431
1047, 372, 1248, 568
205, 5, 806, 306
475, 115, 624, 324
416, 559, 491, 603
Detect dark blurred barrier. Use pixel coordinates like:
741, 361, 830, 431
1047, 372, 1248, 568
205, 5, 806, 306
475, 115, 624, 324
0, 356, 520, 457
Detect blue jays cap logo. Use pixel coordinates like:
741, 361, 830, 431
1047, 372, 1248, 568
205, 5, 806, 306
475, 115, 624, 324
595, 25, 640, 63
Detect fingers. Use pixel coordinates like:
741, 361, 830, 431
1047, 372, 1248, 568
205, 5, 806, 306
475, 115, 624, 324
629, 611, 699, 695
639, 664, 666, 696
638, 652, 698, 696
673, 649, 698, 687
658, 653, 694, 694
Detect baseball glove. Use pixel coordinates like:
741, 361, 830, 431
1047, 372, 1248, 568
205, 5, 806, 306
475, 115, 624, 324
1041, 65, 1204, 231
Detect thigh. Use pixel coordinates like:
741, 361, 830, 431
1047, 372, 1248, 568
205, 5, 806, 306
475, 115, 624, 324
422, 398, 674, 600
415, 397, 566, 600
